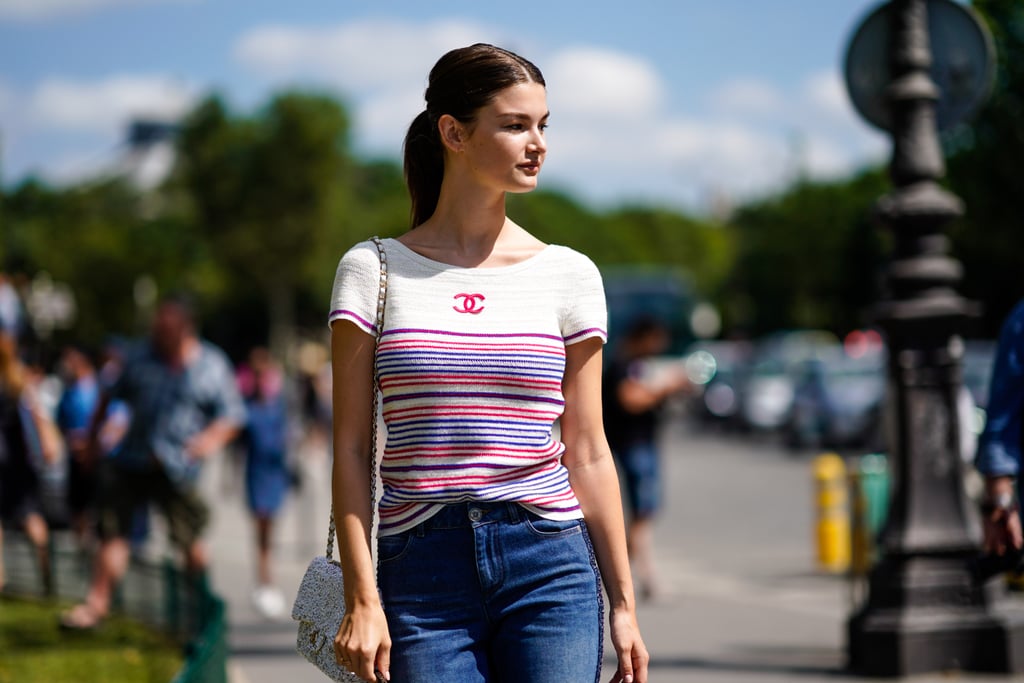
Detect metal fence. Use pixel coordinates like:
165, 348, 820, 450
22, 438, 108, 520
2, 530, 228, 683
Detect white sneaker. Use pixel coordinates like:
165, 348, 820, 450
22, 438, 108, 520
252, 585, 286, 620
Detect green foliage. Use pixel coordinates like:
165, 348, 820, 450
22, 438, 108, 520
0, 597, 182, 683
725, 169, 889, 336
507, 192, 733, 298
945, 0, 1024, 334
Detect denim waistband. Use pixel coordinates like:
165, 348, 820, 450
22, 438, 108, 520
415, 501, 527, 531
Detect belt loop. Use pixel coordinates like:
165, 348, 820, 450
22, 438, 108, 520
415, 521, 426, 538
507, 502, 521, 524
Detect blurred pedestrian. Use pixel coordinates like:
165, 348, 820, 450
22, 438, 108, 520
0, 332, 60, 594
603, 315, 689, 601
237, 347, 289, 619
974, 299, 1024, 569
328, 44, 648, 682
56, 345, 101, 546
59, 293, 246, 630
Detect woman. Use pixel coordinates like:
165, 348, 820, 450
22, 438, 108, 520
238, 347, 290, 619
329, 43, 648, 683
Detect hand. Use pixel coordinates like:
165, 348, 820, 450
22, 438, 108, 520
185, 431, 221, 462
983, 477, 1024, 556
983, 506, 1023, 556
608, 606, 649, 683
333, 604, 391, 682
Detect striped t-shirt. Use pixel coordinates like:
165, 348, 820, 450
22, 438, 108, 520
329, 238, 608, 535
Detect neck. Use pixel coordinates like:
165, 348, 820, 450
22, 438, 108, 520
423, 181, 509, 254
164, 335, 200, 370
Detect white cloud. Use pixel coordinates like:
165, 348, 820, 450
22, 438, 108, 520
708, 79, 786, 118
28, 75, 198, 134
235, 18, 503, 93
802, 70, 853, 121
545, 47, 663, 119
0, 0, 195, 21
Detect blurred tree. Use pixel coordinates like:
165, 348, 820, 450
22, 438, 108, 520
725, 169, 889, 336
507, 191, 734, 300
172, 92, 355, 359
945, 0, 1024, 335
4, 177, 199, 347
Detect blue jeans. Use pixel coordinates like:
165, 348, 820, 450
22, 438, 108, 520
377, 502, 604, 683
612, 439, 661, 518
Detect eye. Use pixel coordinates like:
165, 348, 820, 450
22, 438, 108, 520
505, 123, 525, 131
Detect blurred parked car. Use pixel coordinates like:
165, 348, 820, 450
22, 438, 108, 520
784, 347, 886, 451
737, 330, 838, 432
683, 340, 752, 429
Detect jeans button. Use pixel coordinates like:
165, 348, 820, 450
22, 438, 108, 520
468, 508, 483, 522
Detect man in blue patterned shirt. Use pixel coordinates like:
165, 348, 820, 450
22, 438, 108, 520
61, 293, 246, 629
975, 299, 1024, 563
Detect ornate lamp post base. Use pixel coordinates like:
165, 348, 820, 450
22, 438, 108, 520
842, 0, 1024, 674
849, 561, 1024, 675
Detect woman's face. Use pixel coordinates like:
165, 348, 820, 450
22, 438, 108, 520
459, 81, 549, 195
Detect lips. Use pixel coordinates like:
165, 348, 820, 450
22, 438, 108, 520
518, 161, 541, 174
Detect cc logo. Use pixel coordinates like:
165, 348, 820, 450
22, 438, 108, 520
453, 293, 486, 314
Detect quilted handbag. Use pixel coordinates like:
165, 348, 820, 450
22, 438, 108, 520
292, 237, 387, 682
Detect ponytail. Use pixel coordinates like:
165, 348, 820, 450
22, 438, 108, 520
403, 110, 444, 228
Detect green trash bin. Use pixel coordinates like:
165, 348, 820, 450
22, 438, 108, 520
850, 453, 890, 575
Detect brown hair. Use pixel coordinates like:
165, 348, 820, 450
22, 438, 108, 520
403, 43, 545, 228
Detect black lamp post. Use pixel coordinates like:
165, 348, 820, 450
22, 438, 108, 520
845, 0, 1024, 675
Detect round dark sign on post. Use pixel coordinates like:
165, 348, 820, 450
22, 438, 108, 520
844, 0, 995, 131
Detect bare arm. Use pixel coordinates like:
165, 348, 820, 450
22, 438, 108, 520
185, 418, 242, 461
617, 373, 687, 415
562, 338, 649, 683
330, 320, 391, 681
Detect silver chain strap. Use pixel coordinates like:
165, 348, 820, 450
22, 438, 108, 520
326, 236, 388, 561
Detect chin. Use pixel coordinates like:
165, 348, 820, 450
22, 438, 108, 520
508, 178, 540, 194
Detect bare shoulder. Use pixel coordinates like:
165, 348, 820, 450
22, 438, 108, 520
504, 219, 547, 251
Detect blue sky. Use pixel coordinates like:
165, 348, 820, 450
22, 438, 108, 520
0, 0, 894, 212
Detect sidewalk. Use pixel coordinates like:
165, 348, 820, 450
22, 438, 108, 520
202, 429, 1024, 683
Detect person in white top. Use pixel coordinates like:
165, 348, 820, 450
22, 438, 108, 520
329, 43, 649, 683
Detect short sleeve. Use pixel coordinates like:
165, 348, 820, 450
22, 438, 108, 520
328, 240, 381, 335
559, 250, 608, 345
207, 349, 247, 427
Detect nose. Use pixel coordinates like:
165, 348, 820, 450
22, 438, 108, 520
528, 126, 547, 154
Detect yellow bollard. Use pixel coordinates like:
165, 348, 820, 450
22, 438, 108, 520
813, 453, 850, 573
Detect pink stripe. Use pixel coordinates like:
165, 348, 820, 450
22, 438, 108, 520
564, 327, 607, 342
384, 327, 564, 341
329, 309, 376, 331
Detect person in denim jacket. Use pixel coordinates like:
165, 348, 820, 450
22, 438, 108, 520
975, 299, 1024, 560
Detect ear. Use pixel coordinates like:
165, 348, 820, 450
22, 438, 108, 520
438, 114, 467, 153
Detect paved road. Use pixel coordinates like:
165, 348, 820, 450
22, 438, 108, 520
202, 423, 1024, 683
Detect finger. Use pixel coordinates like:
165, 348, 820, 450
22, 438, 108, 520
375, 646, 391, 682
618, 657, 635, 683
632, 647, 651, 683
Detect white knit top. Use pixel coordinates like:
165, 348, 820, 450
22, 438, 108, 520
329, 238, 608, 535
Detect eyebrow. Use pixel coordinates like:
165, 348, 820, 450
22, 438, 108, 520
497, 111, 551, 120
